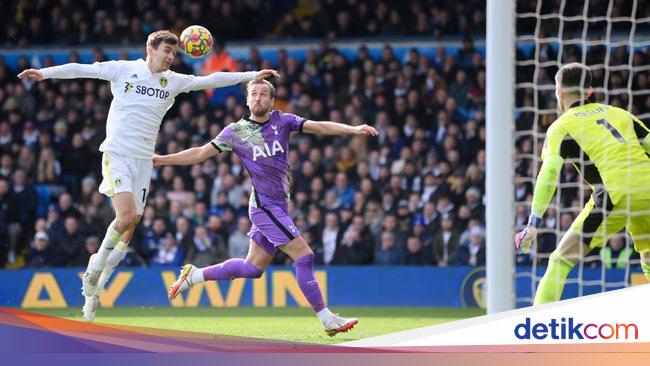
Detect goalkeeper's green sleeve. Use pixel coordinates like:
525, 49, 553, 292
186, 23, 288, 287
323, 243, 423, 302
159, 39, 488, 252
531, 154, 563, 217
631, 114, 650, 154
641, 138, 650, 154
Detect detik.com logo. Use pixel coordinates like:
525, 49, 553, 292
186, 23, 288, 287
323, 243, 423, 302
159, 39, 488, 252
514, 317, 638, 340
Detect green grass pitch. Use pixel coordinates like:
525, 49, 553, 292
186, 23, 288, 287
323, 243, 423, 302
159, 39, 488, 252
30, 307, 485, 344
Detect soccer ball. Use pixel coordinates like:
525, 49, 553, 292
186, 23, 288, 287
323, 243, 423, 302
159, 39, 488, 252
179, 25, 213, 58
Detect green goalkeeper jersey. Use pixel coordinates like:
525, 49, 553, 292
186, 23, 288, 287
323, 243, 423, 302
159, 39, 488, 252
531, 101, 650, 217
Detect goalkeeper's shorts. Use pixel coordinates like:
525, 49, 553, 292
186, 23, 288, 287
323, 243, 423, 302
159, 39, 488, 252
570, 188, 650, 252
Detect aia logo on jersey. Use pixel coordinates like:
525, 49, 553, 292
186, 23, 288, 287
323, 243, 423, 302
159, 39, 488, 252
252, 140, 285, 161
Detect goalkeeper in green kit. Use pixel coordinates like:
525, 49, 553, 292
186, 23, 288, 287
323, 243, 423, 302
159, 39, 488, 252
515, 63, 650, 305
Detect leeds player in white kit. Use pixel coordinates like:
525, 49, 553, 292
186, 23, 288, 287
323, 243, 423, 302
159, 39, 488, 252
18, 30, 279, 321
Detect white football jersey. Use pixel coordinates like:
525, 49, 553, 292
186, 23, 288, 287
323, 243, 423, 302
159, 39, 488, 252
41, 59, 258, 159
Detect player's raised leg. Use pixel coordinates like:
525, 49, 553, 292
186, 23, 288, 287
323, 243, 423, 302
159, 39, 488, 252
168, 238, 272, 300
82, 216, 141, 322
82, 191, 138, 297
534, 192, 625, 305
81, 193, 137, 320
625, 202, 650, 282
533, 231, 587, 305
84, 156, 151, 321
96, 216, 141, 291
280, 236, 358, 336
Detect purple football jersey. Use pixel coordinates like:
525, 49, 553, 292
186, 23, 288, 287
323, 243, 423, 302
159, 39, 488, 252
210, 110, 305, 208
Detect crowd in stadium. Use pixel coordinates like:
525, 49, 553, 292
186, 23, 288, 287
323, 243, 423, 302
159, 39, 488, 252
1, 0, 486, 46
0, 34, 491, 269
1, 0, 647, 270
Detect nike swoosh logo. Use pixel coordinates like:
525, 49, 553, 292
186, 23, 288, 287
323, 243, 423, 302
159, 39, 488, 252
242, 135, 252, 141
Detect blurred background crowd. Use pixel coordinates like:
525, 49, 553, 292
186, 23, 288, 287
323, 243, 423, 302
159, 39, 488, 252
0, 0, 647, 271
1, 0, 485, 46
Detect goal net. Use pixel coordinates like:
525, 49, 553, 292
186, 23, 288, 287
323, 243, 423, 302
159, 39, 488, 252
514, 0, 650, 306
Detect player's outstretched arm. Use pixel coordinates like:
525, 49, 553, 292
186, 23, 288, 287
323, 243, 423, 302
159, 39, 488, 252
515, 154, 563, 252
181, 69, 280, 92
18, 62, 117, 81
17, 69, 45, 81
302, 120, 379, 137
530, 154, 563, 218
153, 143, 217, 167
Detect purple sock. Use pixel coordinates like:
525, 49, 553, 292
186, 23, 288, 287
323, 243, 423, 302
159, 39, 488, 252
294, 253, 325, 313
201, 258, 263, 281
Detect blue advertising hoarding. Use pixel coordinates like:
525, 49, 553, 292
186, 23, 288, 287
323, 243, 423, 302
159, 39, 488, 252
0, 266, 644, 308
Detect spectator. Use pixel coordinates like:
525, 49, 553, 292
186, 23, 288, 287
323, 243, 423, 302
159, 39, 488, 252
404, 236, 433, 265
331, 172, 356, 209
0, 154, 14, 180
35, 147, 62, 185
79, 176, 98, 207
22, 121, 39, 148
57, 192, 81, 219
201, 41, 237, 101
79, 205, 104, 238
380, 213, 408, 248
52, 216, 85, 266
90, 192, 114, 229
601, 234, 638, 269
419, 201, 440, 233
7, 169, 37, 264
151, 233, 183, 267
228, 217, 251, 260
0, 178, 13, 265
206, 215, 228, 246
61, 133, 91, 196
186, 225, 226, 267
320, 212, 343, 265
432, 213, 461, 267
26, 231, 58, 268
332, 214, 374, 265
456, 226, 486, 267
141, 218, 168, 262
79, 236, 100, 267
374, 231, 404, 265
174, 216, 194, 254
396, 200, 414, 232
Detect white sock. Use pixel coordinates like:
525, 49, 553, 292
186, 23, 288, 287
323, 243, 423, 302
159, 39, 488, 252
317, 308, 335, 324
97, 241, 128, 290
92, 223, 122, 272
190, 267, 205, 285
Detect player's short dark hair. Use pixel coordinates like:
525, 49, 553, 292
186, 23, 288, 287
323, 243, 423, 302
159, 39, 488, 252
556, 63, 592, 95
146, 30, 178, 49
247, 79, 276, 98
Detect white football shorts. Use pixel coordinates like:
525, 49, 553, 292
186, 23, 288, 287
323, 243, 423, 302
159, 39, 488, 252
98, 151, 153, 215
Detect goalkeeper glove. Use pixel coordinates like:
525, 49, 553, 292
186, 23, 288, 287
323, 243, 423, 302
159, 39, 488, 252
515, 215, 541, 254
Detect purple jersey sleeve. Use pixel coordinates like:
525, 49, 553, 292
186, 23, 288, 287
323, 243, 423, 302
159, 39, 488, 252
210, 125, 233, 152
281, 112, 307, 133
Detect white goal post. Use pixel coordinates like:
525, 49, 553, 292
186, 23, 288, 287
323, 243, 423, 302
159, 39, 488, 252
486, 0, 516, 313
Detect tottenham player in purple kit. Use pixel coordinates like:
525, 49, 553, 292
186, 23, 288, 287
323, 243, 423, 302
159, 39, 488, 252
154, 79, 378, 336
